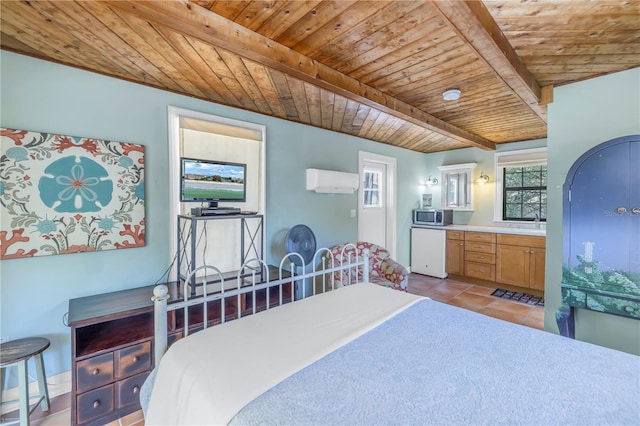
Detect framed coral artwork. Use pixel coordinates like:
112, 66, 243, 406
0, 128, 145, 259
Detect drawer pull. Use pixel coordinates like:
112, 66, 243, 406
93, 400, 101, 409
92, 368, 100, 375
133, 356, 139, 363
132, 385, 140, 394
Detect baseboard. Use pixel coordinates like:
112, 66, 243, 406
1, 370, 71, 414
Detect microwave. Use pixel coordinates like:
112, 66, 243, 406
413, 209, 453, 226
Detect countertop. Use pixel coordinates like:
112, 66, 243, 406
411, 223, 546, 236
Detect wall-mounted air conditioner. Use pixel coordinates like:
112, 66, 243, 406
306, 168, 359, 194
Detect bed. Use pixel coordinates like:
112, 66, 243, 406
143, 247, 640, 425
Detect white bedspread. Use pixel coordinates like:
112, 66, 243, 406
145, 283, 423, 425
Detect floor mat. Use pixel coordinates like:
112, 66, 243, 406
490, 288, 544, 306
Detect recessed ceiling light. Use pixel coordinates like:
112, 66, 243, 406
443, 88, 461, 101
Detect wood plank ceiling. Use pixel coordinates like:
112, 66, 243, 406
1, 1, 639, 153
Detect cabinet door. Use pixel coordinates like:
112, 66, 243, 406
529, 248, 546, 291
496, 244, 529, 286
446, 238, 465, 275
565, 139, 638, 288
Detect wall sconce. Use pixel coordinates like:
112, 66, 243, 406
425, 176, 439, 186
476, 172, 490, 185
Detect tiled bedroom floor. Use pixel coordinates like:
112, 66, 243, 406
407, 273, 545, 330
9, 274, 543, 425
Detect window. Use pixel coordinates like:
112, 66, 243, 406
494, 147, 547, 223
503, 164, 547, 221
362, 169, 382, 207
438, 163, 477, 210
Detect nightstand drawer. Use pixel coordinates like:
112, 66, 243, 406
117, 371, 149, 408
465, 262, 496, 281
465, 241, 496, 254
76, 384, 114, 424
76, 353, 114, 392
116, 341, 151, 378
465, 252, 496, 264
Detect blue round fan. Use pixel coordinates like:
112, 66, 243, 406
285, 224, 316, 266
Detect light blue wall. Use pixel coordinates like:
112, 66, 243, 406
0, 51, 426, 379
4, 49, 635, 384
546, 67, 640, 354
264, 118, 426, 264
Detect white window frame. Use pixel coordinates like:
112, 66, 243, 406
362, 168, 383, 208
493, 147, 548, 224
438, 163, 477, 211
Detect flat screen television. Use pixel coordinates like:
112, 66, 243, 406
180, 157, 246, 208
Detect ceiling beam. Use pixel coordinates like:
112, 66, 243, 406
107, 0, 495, 150
432, 0, 548, 124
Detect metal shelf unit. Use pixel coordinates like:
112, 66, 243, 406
176, 214, 264, 292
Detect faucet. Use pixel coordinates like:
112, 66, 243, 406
534, 213, 540, 230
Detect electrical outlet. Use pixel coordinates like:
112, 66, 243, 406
350, 209, 356, 218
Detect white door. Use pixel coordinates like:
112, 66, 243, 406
358, 152, 396, 257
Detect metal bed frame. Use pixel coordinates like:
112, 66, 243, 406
152, 245, 370, 364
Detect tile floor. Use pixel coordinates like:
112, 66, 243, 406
7, 273, 543, 425
407, 273, 544, 330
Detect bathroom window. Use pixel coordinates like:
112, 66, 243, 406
438, 163, 477, 210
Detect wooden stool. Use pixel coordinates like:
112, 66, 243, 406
0, 337, 50, 426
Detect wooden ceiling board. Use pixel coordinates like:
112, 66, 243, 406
246, 61, 285, 117
0, 2, 134, 81
199, 1, 250, 21
309, 1, 426, 68
351, 30, 461, 82
269, 1, 357, 48
384, 56, 486, 100
315, 2, 443, 72
150, 29, 227, 104
35, 0, 179, 91
288, 1, 393, 58
484, 0, 640, 87
1, 0, 638, 154
250, 1, 326, 41
79, 1, 208, 98
110, 1, 494, 149
219, 1, 289, 32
